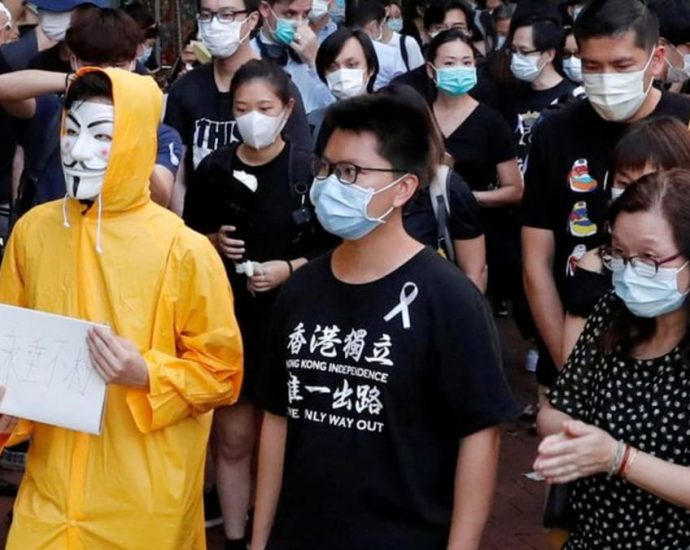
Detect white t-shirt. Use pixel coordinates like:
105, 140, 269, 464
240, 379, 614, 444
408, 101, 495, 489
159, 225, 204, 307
372, 39, 407, 91
384, 32, 424, 72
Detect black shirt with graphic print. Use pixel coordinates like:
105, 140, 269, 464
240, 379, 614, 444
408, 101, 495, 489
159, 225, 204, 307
522, 92, 690, 297
164, 63, 311, 182
257, 247, 517, 550
502, 78, 577, 173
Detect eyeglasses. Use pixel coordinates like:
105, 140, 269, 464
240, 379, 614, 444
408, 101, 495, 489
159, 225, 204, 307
197, 9, 248, 23
312, 158, 404, 185
601, 246, 686, 278
510, 47, 540, 56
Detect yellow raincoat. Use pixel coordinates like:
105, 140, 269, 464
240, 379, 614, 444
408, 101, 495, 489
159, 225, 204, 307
0, 68, 243, 549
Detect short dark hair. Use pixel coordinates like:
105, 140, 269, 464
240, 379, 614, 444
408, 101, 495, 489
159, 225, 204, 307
320, 94, 434, 188
604, 168, 690, 360
230, 58, 291, 104
647, 0, 690, 46
316, 28, 379, 93
613, 116, 690, 178
347, 0, 386, 28
198, 0, 259, 11
423, 1, 445, 30
510, 17, 565, 53
574, 0, 659, 52
123, 1, 159, 39
66, 7, 143, 64
426, 27, 476, 64
64, 71, 113, 110
443, 0, 473, 27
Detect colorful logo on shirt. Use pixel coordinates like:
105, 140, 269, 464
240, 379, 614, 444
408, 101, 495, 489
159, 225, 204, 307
568, 159, 598, 193
568, 201, 597, 238
566, 244, 587, 277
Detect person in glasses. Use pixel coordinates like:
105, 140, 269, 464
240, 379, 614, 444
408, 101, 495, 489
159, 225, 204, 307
535, 168, 690, 549
251, 93, 516, 550
561, 116, 690, 362
164, 0, 311, 215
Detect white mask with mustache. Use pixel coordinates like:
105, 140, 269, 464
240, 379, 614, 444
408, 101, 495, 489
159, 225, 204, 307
61, 101, 114, 200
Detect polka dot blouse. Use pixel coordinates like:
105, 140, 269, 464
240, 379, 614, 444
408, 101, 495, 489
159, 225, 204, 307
548, 291, 690, 549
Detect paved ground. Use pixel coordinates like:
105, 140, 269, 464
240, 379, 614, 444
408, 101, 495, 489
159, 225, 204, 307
0, 318, 551, 549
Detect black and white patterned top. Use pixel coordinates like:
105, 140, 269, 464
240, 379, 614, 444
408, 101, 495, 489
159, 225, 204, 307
549, 291, 690, 549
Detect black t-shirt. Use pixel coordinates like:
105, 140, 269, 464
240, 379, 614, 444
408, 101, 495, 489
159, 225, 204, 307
257, 247, 516, 550
503, 78, 577, 172
403, 171, 484, 247
389, 64, 502, 110
164, 63, 311, 182
0, 108, 17, 204
522, 92, 690, 295
443, 103, 516, 192
183, 142, 331, 395
28, 43, 70, 73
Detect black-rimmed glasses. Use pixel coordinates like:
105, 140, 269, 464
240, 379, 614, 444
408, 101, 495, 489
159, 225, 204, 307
197, 9, 248, 23
312, 158, 404, 185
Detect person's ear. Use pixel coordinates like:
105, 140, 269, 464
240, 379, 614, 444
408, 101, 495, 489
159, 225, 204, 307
650, 45, 666, 80
284, 97, 295, 119
542, 48, 556, 66
259, 0, 273, 21
246, 10, 261, 33
426, 61, 436, 82
392, 173, 420, 207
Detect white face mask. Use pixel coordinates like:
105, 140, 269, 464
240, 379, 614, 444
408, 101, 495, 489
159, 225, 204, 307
583, 52, 655, 122
39, 9, 73, 42
235, 110, 287, 149
309, 0, 330, 21
495, 35, 506, 50
61, 101, 115, 200
510, 52, 544, 83
138, 45, 154, 64
666, 53, 690, 84
198, 16, 248, 58
326, 68, 367, 100
563, 56, 582, 83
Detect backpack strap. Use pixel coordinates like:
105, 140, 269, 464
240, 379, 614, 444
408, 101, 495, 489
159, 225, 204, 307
429, 164, 456, 263
399, 34, 410, 72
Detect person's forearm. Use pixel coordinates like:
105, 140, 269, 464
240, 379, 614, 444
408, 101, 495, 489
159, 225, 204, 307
149, 165, 174, 207
453, 237, 487, 293
474, 184, 522, 208
536, 403, 572, 439
624, 452, 690, 508
447, 427, 500, 550
168, 150, 186, 216
0, 69, 66, 102
251, 413, 287, 550
561, 313, 587, 366
523, 260, 564, 367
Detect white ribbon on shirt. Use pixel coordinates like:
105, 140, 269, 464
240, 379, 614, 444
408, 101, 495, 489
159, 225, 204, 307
383, 282, 419, 330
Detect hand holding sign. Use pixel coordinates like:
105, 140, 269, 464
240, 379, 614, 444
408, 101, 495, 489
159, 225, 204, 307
87, 327, 149, 389
0, 388, 17, 434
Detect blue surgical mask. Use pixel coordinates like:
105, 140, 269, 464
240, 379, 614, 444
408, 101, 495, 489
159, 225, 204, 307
434, 65, 477, 96
309, 173, 406, 240
271, 9, 298, 46
387, 17, 403, 33
330, 0, 345, 24
613, 262, 690, 318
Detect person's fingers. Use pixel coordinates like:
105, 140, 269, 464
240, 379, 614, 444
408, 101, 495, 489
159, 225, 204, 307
89, 348, 114, 382
88, 332, 119, 374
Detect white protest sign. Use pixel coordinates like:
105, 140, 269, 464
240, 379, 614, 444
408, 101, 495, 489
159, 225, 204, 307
0, 304, 107, 435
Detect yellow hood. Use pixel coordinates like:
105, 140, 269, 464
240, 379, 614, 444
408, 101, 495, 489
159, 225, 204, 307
67, 67, 162, 213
